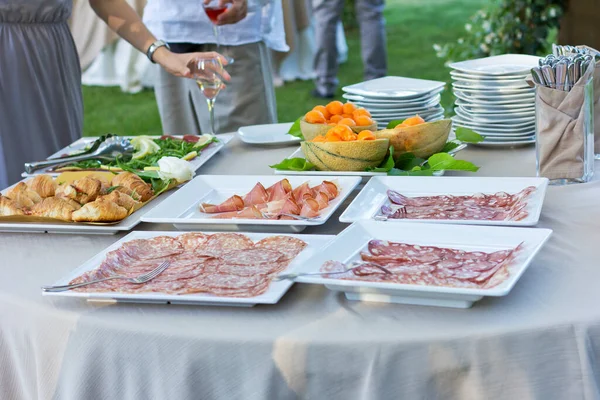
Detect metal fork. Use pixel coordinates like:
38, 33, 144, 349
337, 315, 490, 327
274, 262, 392, 281
42, 260, 171, 292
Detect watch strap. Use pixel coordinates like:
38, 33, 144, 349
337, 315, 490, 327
146, 40, 170, 63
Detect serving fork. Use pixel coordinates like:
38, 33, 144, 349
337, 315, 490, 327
274, 262, 392, 281
42, 260, 171, 292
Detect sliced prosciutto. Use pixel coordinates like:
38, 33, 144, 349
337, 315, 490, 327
200, 195, 245, 213
266, 179, 292, 202
243, 183, 269, 206
201, 180, 339, 220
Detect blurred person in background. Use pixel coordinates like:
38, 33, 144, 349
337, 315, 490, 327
143, 0, 288, 135
0, 0, 234, 188
311, 0, 387, 98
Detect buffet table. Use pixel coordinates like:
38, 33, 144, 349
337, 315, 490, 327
2, 137, 600, 400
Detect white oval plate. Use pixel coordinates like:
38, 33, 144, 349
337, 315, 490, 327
454, 89, 535, 101
454, 107, 535, 122
237, 123, 298, 146
343, 91, 442, 104
450, 71, 529, 82
455, 98, 535, 111
353, 95, 441, 110
449, 54, 541, 76
342, 76, 446, 99
454, 91, 535, 105
370, 105, 444, 118
452, 83, 533, 94
452, 116, 534, 131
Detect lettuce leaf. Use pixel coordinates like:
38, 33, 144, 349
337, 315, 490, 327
287, 118, 304, 140
455, 127, 484, 143
269, 157, 315, 171
366, 146, 395, 172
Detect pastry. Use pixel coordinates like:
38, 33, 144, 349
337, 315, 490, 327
112, 172, 153, 202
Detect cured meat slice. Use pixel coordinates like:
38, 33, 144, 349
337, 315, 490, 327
243, 183, 269, 206
199, 233, 255, 257
210, 206, 264, 219
254, 236, 307, 260
120, 236, 184, 260
279, 197, 301, 215
200, 273, 266, 290
216, 261, 288, 277
299, 198, 320, 218
266, 179, 292, 201
314, 192, 329, 210
311, 181, 338, 200
200, 195, 245, 213
177, 232, 209, 252
219, 248, 285, 265
292, 182, 311, 202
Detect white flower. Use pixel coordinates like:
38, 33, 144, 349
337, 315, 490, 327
482, 21, 491, 32
480, 43, 490, 53
465, 23, 472, 32
458, 38, 464, 44
549, 8, 557, 18
484, 33, 494, 44
433, 44, 442, 52
157, 157, 194, 183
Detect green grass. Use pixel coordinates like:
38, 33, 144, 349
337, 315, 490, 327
82, 0, 485, 136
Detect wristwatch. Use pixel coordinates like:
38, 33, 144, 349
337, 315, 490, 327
146, 40, 170, 63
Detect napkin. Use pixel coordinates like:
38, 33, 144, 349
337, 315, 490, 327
535, 60, 595, 180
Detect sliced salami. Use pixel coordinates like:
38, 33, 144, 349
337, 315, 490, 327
254, 235, 307, 260
219, 248, 284, 266
177, 233, 210, 252
121, 236, 184, 260
198, 233, 255, 257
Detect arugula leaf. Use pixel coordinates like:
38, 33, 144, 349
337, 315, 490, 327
386, 119, 406, 129
366, 146, 395, 172
426, 153, 479, 172
388, 168, 437, 176
440, 141, 461, 153
105, 185, 123, 194
287, 118, 304, 140
269, 157, 315, 171
455, 127, 484, 143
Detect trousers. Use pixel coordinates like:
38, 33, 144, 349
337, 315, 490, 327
312, 0, 387, 95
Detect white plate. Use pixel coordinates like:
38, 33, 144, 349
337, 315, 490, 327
454, 91, 535, 106
236, 123, 298, 146
343, 92, 441, 105
452, 116, 534, 133
0, 177, 177, 235
342, 77, 446, 99
472, 138, 536, 147
360, 99, 441, 112
340, 176, 548, 226
452, 84, 534, 95
456, 105, 535, 119
353, 95, 441, 110
370, 105, 444, 119
23, 134, 233, 177
43, 231, 334, 307
454, 108, 534, 125
141, 175, 361, 232
451, 78, 529, 89
450, 71, 529, 82
454, 89, 535, 101
449, 54, 541, 76
455, 98, 535, 111
296, 220, 552, 308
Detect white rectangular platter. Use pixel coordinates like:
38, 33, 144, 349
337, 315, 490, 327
0, 176, 176, 235
43, 231, 334, 307
339, 176, 548, 226
141, 175, 361, 233
22, 134, 233, 177
296, 220, 552, 308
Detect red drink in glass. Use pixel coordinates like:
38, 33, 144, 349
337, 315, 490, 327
204, 6, 227, 23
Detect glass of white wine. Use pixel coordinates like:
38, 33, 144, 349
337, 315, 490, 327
190, 57, 225, 135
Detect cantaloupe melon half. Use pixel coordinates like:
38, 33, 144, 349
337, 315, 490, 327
300, 118, 378, 141
375, 119, 452, 160
301, 139, 390, 171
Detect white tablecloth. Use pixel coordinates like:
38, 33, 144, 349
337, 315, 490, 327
2, 139, 600, 400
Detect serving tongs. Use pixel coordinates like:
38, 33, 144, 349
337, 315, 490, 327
24, 136, 134, 174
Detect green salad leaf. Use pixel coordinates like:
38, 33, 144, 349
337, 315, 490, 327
386, 119, 406, 129
269, 157, 315, 171
455, 127, 484, 143
366, 146, 395, 172
426, 153, 479, 172
287, 118, 304, 140
440, 140, 461, 153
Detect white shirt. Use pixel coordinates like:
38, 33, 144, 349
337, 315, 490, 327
143, 0, 288, 52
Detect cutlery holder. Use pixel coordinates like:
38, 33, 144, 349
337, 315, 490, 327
573, 46, 600, 159
534, 61, 595, 184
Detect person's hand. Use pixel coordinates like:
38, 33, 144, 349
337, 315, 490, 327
203, 0, 247, 25
153, 48, 231, 81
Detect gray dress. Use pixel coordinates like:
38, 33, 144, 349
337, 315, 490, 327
0, 0, 83, 188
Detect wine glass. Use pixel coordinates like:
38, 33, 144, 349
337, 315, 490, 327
190, 57, 226, 135
203, 0, 235, 64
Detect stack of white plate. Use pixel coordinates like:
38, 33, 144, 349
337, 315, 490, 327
341, 76, 446, 129
448, 54, 540, 146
